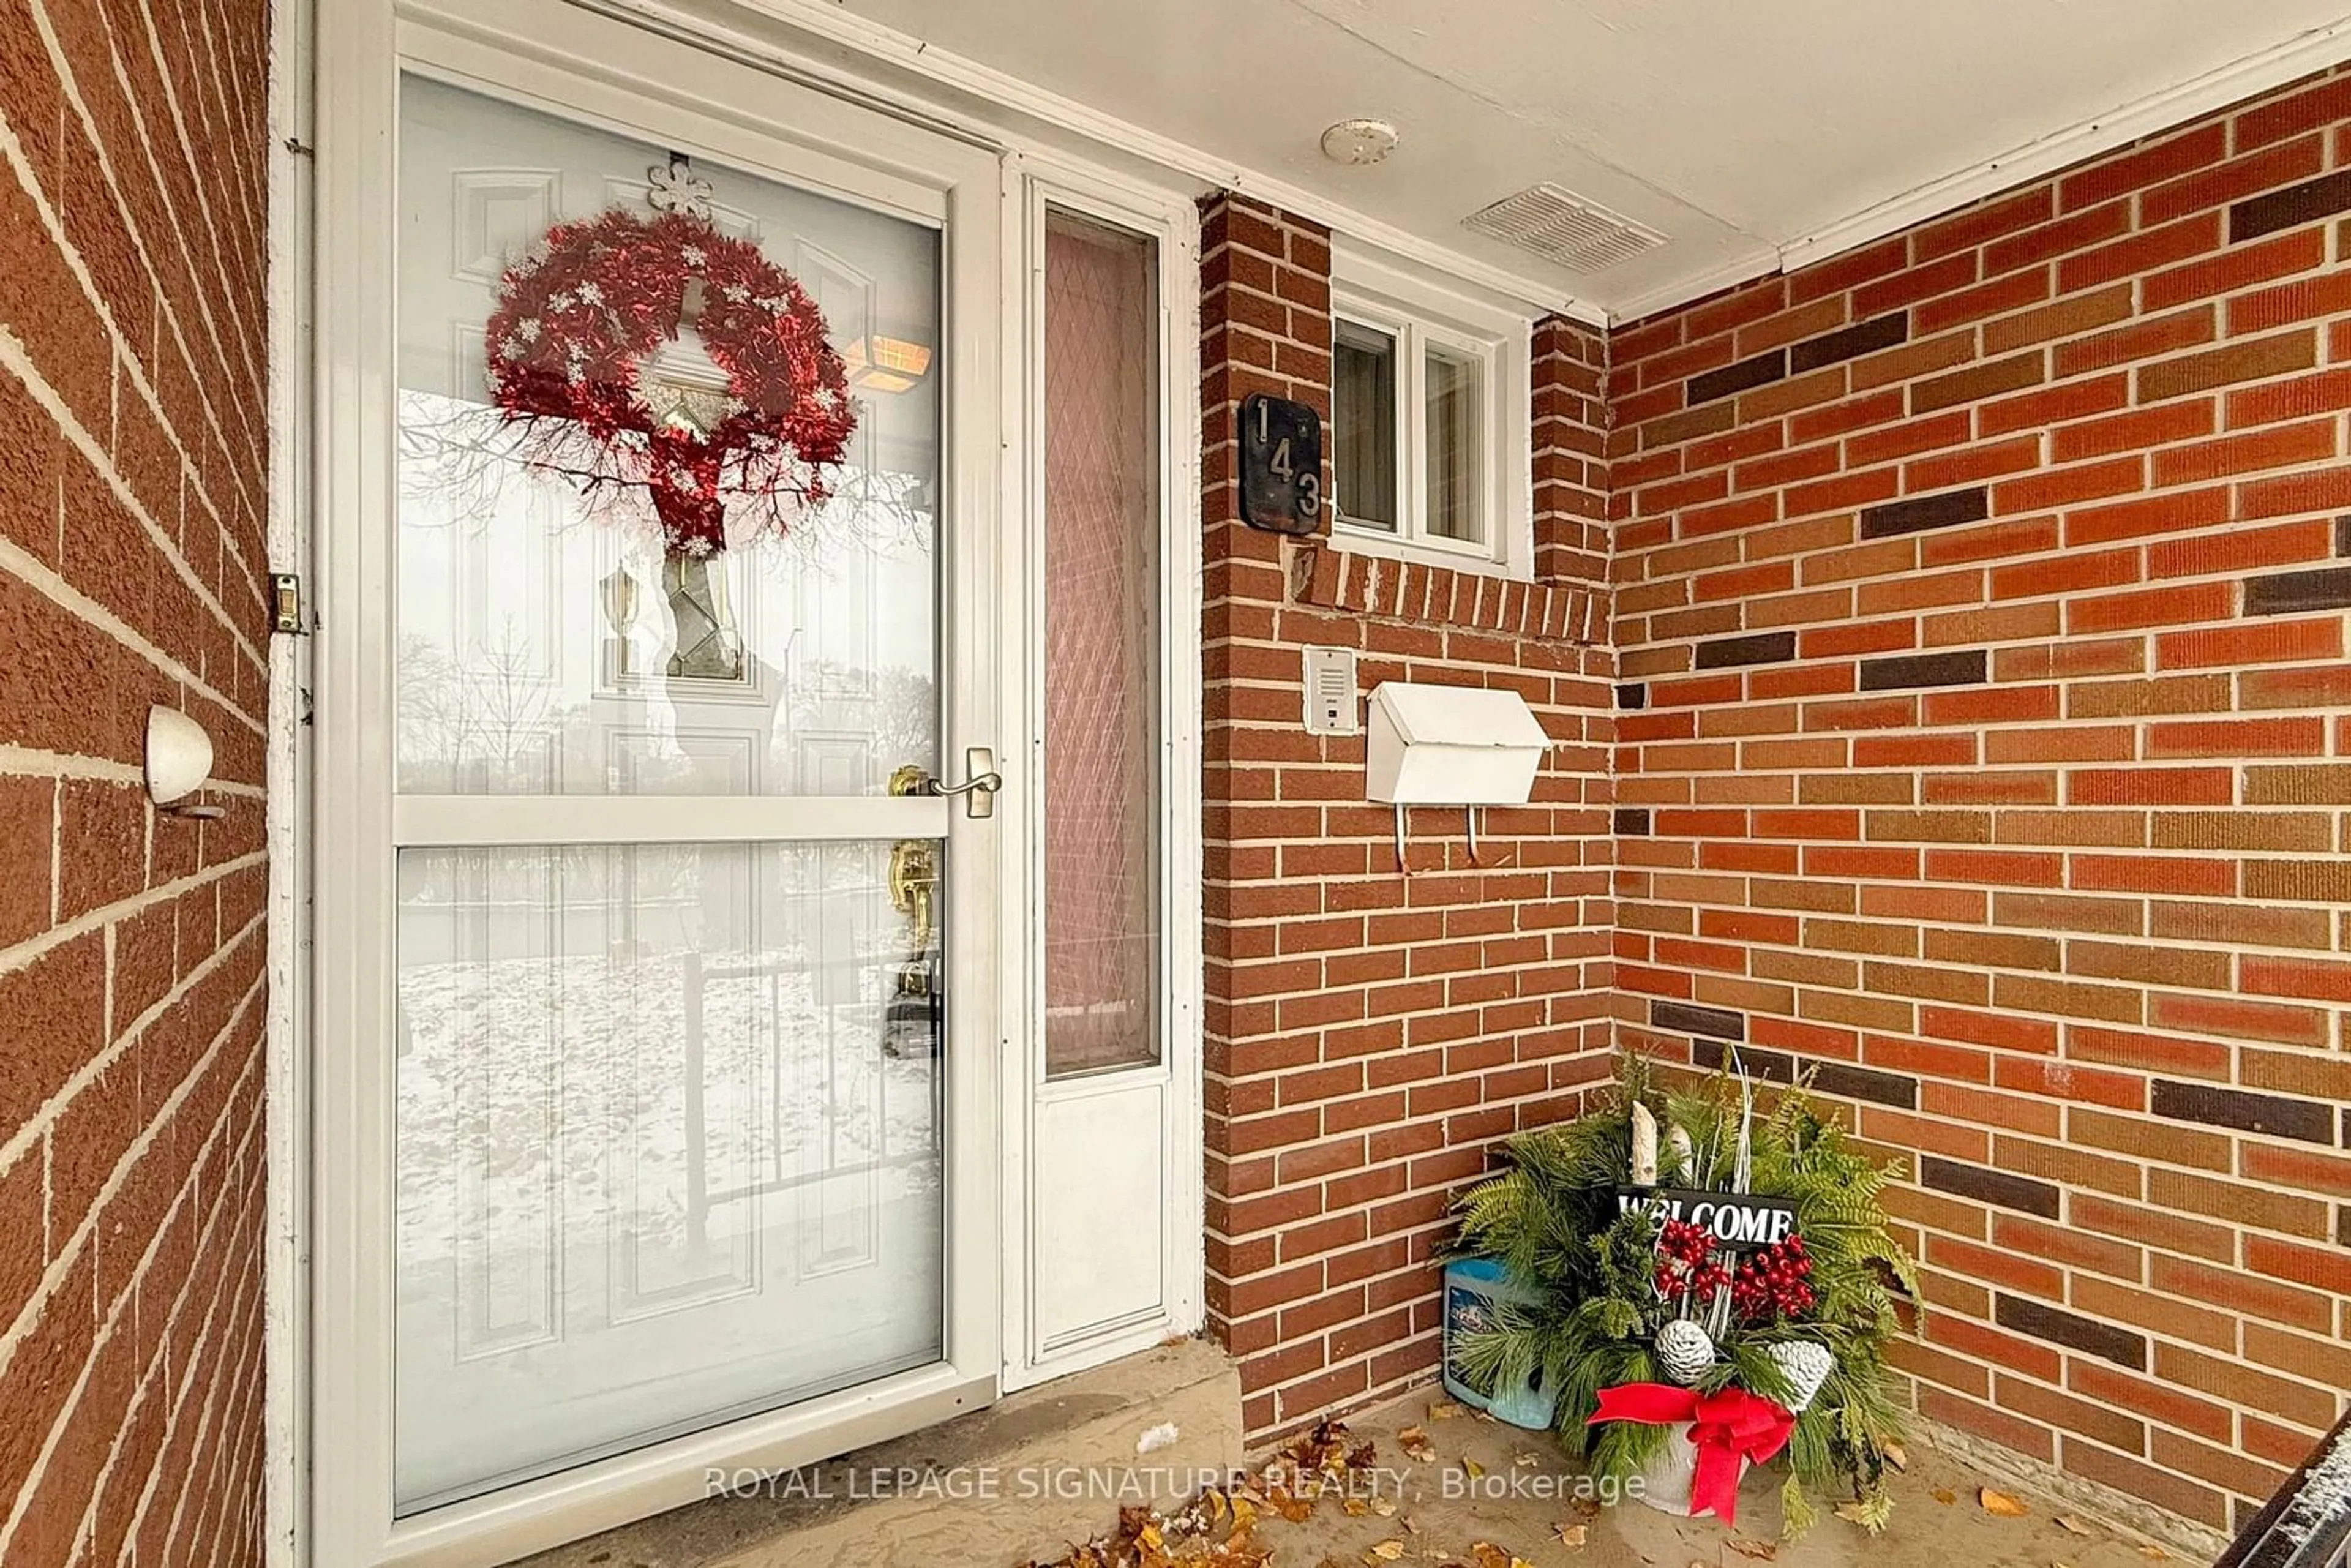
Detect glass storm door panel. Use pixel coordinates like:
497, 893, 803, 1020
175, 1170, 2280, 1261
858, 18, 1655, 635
396, 75, 940, 801
391, 76, 950, 1511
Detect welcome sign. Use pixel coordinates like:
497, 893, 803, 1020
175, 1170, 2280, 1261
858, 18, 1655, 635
1616, 1187, 1799, 1249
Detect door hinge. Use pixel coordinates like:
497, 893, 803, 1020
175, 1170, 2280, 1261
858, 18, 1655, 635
270, 572, 307, 636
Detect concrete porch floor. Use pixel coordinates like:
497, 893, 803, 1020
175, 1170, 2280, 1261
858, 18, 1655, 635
1220, 1392, 2197, 1568
509, 1352, 2222, 1568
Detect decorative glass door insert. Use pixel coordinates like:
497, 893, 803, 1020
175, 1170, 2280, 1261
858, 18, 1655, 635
392, 74, 950, 1511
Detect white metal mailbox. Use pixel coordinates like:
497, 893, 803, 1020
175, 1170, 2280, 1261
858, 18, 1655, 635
1366, 681, 1551, 805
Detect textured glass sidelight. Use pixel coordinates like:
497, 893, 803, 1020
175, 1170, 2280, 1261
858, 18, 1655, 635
1041, 210, 1160, 1078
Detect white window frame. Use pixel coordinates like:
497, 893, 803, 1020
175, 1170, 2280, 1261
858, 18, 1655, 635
1329, 244, 1536, 581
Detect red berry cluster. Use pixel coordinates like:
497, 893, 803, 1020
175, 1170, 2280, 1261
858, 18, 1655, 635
1652, 1219, 1730, 1304
1731, 1236, 1815, 1322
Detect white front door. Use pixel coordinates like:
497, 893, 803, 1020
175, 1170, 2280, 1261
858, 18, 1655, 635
311, 3, 1010, 1560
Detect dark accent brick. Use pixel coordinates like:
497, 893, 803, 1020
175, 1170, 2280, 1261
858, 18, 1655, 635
1691, 1038, 1792, 1082
2231, 169, 2351, 243
1858, 487, 1991, 540
2152, 1079, 2333, 1144
2336, 516, 2351, 557
1616, 682, 1648, 710
1650, 1000, 1745, 1041
1788, 313, 1908, 373
1995, 1294, 2147, 1370
1921, 1156, 2060, 1219
1809, 1060, 1919, 1109
2246, 566, 2351, 617
1858, 649, 1989, 691
1686, 1042, 1918, 1115
1686, 349, 1787, 406
1613, 808, 1651, 836
1694, 631, 1797, 669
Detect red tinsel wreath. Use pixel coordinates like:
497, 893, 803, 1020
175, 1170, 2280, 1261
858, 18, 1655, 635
484, 208, 857, 557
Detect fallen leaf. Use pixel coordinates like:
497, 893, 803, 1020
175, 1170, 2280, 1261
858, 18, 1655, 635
1344, 1498, 1370, 1517
1367, 1543, 1406, 1564
1461, 1457, 1486, 1480
1514, 1451, 1542, 1469
1398, 1426, 1437, 1463
1554, 1523, 1589, 1548
1932, 1488, 1957, 1506
2055, 1515, 2094, 1538
1832, 1503, 1873, 1526
1882, 1442, 1908, 1472
1727, 1540, 1777, 1561
1979, 1487, 2031, 1518
1428, 1399, 1468, 1422
1402, 1514, 1421, 1535
1468, 1545, 1514, 1568
1371, 1495, 1398, 1517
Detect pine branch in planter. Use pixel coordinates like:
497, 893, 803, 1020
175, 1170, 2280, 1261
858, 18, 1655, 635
1447, 1059, 1917, 1532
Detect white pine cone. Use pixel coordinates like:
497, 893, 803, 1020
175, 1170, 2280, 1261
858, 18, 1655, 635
1764, 1340, 1836, 1412
1655, 1318, 1716, 1387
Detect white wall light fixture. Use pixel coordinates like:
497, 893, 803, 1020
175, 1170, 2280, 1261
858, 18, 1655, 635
146, 705, 224, 819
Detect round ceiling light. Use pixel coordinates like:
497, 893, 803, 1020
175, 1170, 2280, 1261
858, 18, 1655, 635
1320, 118, 1400, 166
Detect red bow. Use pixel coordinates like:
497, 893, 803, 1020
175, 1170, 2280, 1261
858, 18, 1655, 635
1587, 1383, 1796, 1526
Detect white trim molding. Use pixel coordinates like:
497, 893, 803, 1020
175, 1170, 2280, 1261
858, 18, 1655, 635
1613, 13, 2351, 323
261, 0, 318, 1558
1779, 15, 2351, 276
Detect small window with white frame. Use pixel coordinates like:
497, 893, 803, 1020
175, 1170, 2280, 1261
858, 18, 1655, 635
1328, 249, 1533, 577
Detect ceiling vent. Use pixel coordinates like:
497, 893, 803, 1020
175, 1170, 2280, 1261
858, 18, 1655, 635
1462, 184, 1665, 274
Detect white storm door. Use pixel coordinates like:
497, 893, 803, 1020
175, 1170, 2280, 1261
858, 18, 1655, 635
311, 4, 1010, 1562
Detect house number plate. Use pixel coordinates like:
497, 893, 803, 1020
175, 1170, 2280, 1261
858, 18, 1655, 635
1238, 392, 1323, 535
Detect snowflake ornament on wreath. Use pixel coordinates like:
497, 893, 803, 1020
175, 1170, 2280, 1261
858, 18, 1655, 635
484, 208, 857, 557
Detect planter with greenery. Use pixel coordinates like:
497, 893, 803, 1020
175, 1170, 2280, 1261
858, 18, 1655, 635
1449, 1057, 1918, 1536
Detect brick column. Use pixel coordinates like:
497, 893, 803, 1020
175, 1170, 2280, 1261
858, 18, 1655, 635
1199, 194, 1616, 1439
1534, 316, 1611, 585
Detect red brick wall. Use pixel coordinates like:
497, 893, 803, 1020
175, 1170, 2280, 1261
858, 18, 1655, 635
1610, 64, 2351, 1536
1198, 195, 1618, 1438
0, 1, 271, 1562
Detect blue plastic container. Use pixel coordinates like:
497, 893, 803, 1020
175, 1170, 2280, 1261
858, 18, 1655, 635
1440, 1257, 1559, 1431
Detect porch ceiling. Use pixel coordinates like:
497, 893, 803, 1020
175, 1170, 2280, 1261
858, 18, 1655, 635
828, 0, 2351, 317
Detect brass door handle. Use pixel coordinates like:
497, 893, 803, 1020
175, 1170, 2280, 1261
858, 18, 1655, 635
888, 839, 936, 952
